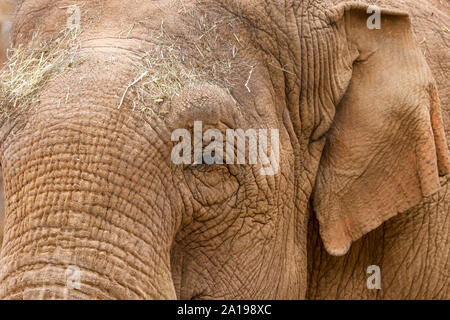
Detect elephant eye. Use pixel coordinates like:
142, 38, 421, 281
191, 151, 224, 172
192, 151, 219, 166
192, 152, 216, 165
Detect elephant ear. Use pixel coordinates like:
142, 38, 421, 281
313, 2, 450, 256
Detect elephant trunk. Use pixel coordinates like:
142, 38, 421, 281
0, 59, 180, 299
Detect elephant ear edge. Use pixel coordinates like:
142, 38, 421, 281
312, 2, 450, 256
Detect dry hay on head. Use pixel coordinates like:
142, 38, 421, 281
123, 41, 207, 117
119, 2, 248, 118
0, 27, 82, 122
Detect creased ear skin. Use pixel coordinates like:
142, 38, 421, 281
313, 2, 450, 256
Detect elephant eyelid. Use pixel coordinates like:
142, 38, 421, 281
192, 153, 223, 166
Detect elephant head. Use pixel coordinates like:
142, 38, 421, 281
0, 0, 448, 299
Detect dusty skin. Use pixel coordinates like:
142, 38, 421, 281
0, 0, 448, 299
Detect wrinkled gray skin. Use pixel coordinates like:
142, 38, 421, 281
0, 0, 448, 299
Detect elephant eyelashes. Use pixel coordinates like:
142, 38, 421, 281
192, 152, 221, 166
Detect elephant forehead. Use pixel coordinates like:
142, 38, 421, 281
13, 1, 240, 47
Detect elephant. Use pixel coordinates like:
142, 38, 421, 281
0, 0, 448, 299
0, 0, 15, 259
0, 7, 15, 251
